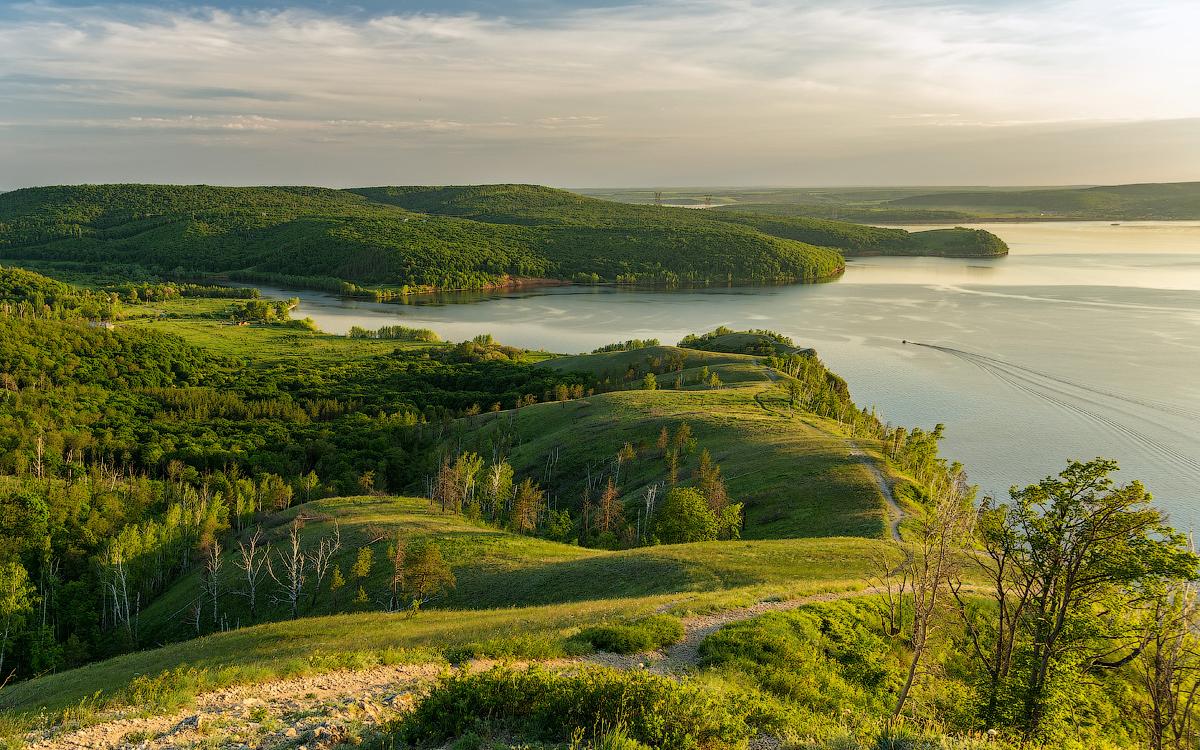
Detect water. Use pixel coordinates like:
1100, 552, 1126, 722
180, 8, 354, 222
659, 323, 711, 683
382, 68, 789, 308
257, 221, 1200, 529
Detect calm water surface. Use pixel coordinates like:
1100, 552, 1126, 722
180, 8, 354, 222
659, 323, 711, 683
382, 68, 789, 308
261, 222, 1200, 528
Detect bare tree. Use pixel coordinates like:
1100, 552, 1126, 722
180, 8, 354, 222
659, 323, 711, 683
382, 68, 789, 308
1137, 580, 1200, 750
306, 523, 342, 606
388, 535, 407, 613
893, 473, 975, 717
202, 540, 224, 628
268, 520, 306, 619
234, 528, 270, 621
870, 548, 910, 638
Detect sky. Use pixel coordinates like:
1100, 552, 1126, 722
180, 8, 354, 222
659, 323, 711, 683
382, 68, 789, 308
1, 0, 1199, 189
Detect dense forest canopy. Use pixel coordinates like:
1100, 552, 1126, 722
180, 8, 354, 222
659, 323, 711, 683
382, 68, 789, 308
0, 184, 1009, 295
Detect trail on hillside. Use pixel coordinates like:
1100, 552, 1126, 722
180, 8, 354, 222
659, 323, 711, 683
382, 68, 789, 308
27, 586, 890, 750
849, 444, 903, 542
589, 585, 886, 674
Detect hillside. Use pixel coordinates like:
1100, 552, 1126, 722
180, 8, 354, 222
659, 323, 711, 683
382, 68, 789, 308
588, 182, 1200, 222
707, 212, 1008, 257
0, 184, 845, 291
888, 181, 1200, 219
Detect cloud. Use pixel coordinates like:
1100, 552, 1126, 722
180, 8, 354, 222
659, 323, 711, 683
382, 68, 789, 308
0, 0, 1198, 187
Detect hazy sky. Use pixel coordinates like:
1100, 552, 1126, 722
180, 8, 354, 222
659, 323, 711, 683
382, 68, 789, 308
2, 0, 1198, 189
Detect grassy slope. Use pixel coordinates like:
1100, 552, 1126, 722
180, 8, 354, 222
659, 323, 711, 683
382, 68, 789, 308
472, 350, 889, 539
5, 493, 886, 713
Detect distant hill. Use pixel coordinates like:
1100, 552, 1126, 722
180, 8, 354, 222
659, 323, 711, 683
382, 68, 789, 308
706, 212, 1007, 257
887, 181, 1200, 219
0, 183, 1014, 295
0, 183, 844, 292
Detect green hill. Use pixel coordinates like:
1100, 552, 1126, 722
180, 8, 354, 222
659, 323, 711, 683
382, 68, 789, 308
888, 181, 1200, 219
0, 183, 845, 291
707, 212, 1008, 257
453, 382, 889, 540
3, 490, 887, 714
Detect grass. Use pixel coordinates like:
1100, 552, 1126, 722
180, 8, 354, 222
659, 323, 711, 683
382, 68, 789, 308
135, 494, 889, 646
453, 379, 888, 540
3, 493, 888, 716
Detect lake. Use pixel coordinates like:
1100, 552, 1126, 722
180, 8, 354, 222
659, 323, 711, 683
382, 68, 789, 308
257, 221, 1200, 529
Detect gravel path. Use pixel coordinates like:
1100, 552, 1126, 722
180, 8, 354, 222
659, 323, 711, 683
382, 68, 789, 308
850, 443, 903, 542
583, 584, 884, 674
29, 584, 890, 750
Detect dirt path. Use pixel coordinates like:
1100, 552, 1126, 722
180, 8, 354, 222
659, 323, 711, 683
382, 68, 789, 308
850, 443, 903, 542
584, 585, 884, 674
29, 584, 891, 750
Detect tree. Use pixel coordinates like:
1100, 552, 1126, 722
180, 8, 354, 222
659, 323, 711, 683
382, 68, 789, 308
892, 470, 974, 718
330, 565, 345, 607
696, 449, 728, 512
642, 372, 657, 390
597, 477, 624, 536
1135, 580, 1200, 750
202, 540, 224, 629
387, 536, 406, 613
351, 546, 373, 584
484, 461, 514, 521
708, 372, 722, 389
268, 520, 306, 620
402, 537, 456, 616
298, 470, 321, 502
649, 487, 718, 544
358, 470, 376, 495
955, 459, 1197, 739
305, 523, 341, 606
509, 478, 545, 533
235, 528, 269, 621
0, 562, 34, 679
656, 427, 669, 457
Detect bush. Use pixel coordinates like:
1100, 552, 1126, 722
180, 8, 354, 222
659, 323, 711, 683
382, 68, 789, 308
577, 615, 685, 654
392, 665, 748, 748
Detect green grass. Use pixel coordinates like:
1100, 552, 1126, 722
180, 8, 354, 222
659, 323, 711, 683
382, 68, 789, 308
134, 494, 888, 645
454, 378, 888, 540
4, 499, 887, 714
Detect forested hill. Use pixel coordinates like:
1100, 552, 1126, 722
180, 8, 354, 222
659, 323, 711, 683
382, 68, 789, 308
887, 181, 1200, 219
0, 183, 843, 291
706, 212, 1008, 257
0, 184, 1005, 293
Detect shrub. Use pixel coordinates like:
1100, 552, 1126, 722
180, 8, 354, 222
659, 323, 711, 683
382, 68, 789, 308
392, 665, 747, 748
577, 615, 685, 654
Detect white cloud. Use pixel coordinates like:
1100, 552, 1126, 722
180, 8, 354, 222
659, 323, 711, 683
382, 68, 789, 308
0, 0, 1198, 186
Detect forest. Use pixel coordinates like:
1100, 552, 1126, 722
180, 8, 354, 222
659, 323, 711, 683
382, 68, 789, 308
0, 184, 1010, 298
